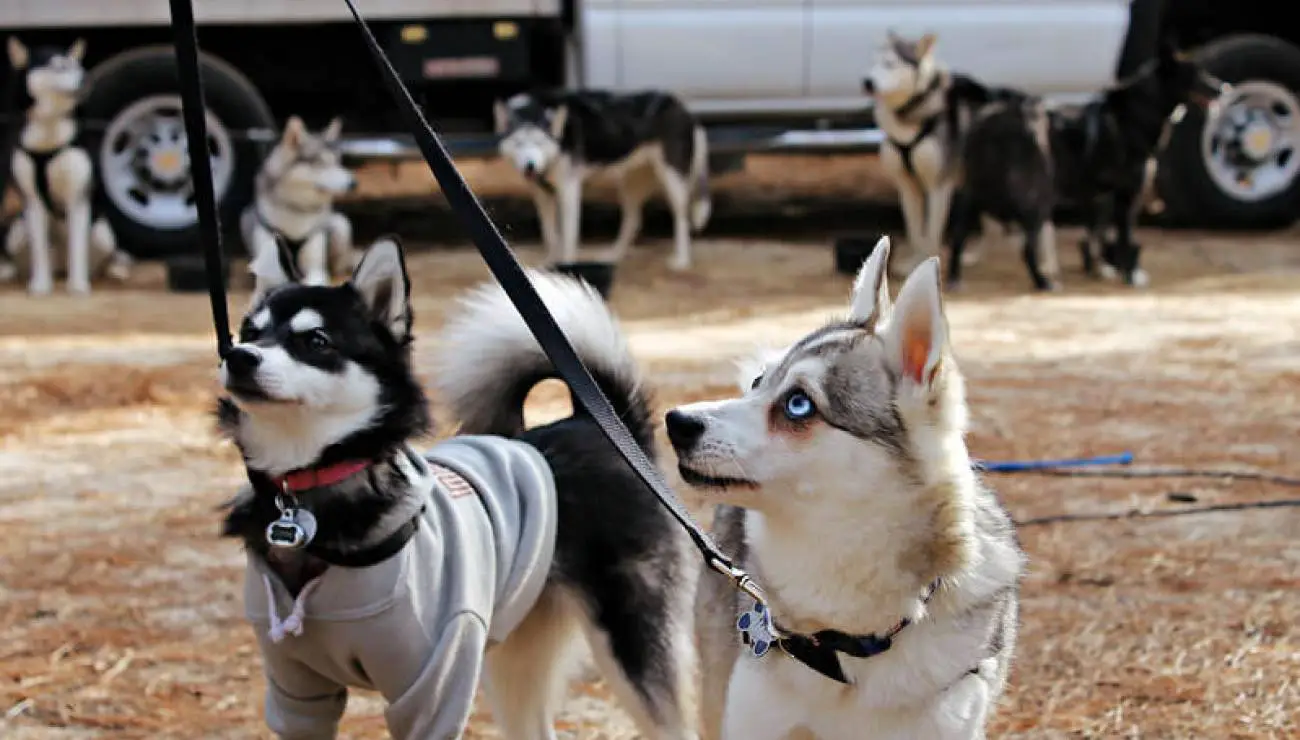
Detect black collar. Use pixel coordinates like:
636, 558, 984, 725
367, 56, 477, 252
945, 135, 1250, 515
527, 170, 557, 195
757, 580, 940, 685
304, 504, 424, 568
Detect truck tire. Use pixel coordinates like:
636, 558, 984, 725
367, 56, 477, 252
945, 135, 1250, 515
1156, 34, 1300, 228
80, 45, 274, 260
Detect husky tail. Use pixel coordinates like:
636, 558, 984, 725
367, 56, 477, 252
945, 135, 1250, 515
434, 270, 654, 451
689, 125, 712, 233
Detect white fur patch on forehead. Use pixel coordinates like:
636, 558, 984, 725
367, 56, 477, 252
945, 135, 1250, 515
506, 93, 532, 110
289, 308, 324, 333
251, 308, 272, 331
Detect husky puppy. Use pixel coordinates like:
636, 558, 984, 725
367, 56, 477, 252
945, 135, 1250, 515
3, 37, 131, 295
666, 237, 1024, 740
218, 238, 697, 738
494, 89, 711, 271
241, 115, 358, 302
864, 32, 1026, 277
948, 41, 1228, 289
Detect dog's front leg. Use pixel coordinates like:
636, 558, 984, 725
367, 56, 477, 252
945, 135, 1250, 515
257, 645, 348, 739
324, 212, 358, 277
531, 187, 560, 263
1111, 187, 1147, 287
893, 177, 928, 276
64, 199, 93, 295
721, 660, 804, 740
12, 153, 53, 296
555, 170, 584, 265
925, 179, 956, 264
298, 232, 331, 287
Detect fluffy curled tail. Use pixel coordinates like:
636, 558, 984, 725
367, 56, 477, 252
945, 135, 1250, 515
434, 270, 654, 451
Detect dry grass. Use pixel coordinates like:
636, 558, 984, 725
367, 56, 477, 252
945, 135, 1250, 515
1, 202, 1299, 738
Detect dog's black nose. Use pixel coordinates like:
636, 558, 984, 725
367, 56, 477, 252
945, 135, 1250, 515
225, 347, 261, 377
524, 162, 537, 176
665, 409, 706, 451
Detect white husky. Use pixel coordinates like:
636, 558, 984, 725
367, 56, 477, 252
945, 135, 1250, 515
666, 237, 1025, 739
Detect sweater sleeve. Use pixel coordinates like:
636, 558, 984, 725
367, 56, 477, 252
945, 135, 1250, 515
259, 637, 349, 740
383, 610, 490, 740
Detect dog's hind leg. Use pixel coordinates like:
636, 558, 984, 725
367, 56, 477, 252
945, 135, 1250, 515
90, 218, 131, 283
64, 200, 92, 295
945, 193, 978, 291
925, 179, 956, 264
1037, 221, 1062, 289
1020, 218, 1059, 292
483, 587, 581, 740
606, 165, 656, 262
1, 220, 25, 282
653, 154, 694, 272
577, 575, 698, 739
893, 176, 929, 276
1112, 188, 1148, 287
556, 167, 585, 265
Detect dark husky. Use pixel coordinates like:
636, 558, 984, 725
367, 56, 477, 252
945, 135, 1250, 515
218, 238, 697, 737
948, 41, 1229, 290
494, 89, 711, 270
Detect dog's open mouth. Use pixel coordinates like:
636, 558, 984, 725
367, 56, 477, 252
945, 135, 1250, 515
677, 463, 758, 490
224, 382, 296, 405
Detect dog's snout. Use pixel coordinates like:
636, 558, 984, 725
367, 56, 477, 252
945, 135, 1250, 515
665, 410, 706, 451
523, 161, 537, 176
225, 347, 262, 376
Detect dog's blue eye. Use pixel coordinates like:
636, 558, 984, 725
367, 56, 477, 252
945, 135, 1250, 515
783, 391, 815, 421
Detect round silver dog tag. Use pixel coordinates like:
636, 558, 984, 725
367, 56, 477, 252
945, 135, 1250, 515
266, 507, 318, 549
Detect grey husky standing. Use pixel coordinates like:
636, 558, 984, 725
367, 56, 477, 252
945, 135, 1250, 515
666, 237, 1024, 739
494, 89, 711, 270
3, 36, 131, 295
864, 32, 1025, 277
241, 115, 359, 302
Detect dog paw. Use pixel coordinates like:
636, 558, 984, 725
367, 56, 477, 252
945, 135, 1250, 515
27, 277, 53, 296
1127, 268, 1150, 289
1097, 263, 1120, 282
667, 255, 692, 272
0, 262, 16, 283
960, 248, 983, 267
66, 279, 92, 296
106, 262, 131, 283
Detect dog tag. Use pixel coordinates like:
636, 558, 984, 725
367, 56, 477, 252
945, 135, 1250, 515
736, 601, 777, 658
266, 507, 318, 549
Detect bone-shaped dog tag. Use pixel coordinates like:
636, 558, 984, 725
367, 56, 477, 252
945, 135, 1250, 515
266, 507, 317, 549
736, 601, 777, 658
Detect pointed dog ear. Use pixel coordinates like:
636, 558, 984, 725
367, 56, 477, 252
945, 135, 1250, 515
322, 117, 343, 143
884, 257, 949, 398
847, 236, 892, 331
7, 37, 29, 70
67, 38, 87, 63
282, 116, 306, 148
915, 33, 938, 60
350, 237, 413, 342
493, 99, 511, 135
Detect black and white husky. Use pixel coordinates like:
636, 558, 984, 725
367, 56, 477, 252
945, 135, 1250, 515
3, 37, 131, 295
948, 41, 1228, 290
667, 238, 1024, 739
241, 116, 358, 302
218, 238, 698, 738
494, 89, 711, 271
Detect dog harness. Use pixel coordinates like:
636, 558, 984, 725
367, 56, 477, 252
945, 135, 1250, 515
245, 435, 558, 739
883, 74, 945, 183
18, 145, 70, 218
254, 207, 329, 277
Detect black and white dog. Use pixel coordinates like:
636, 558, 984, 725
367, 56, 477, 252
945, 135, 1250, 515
241, 116, 359, 303
3, 36, 131, 295
948, 41, 1228, 290
218, 238, 698, 737
495, 89, 711, 271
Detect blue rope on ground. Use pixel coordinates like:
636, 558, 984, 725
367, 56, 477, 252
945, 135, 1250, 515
975, 451, 1135, 473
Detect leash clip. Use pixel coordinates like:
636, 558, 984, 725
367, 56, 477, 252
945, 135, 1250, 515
709, 557, 784, 646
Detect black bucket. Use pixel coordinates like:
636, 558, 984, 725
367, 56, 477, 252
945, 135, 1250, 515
552, 260, 616, 299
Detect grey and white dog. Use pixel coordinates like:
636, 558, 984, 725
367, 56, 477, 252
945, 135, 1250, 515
3, 36, 131, 295
864, 32, 1024, 278
666, 237, 1024, 739
494, 89, 711, 270
241, 115, 358, 303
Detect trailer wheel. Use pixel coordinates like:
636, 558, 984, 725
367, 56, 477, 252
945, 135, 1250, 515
80, 45, 274, 260
1156, 34, 1300, 228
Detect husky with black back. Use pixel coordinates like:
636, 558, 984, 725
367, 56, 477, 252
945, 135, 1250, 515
3, 36, 131, 295
218, 237, 698, 738
667, 237, 1024, 739
864, 31, 1028, 278
948, 40, 1229, 289
241, 115, 359, 302
494, 89, 711, 271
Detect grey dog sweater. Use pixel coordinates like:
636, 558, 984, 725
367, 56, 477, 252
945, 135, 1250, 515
243, 435, 558, 739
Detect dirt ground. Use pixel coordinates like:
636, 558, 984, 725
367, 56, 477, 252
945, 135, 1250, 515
2, 155, 1300, 739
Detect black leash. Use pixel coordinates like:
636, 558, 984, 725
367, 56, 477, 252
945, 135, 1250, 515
337, 0, 768, 610
166, 0, 233, 359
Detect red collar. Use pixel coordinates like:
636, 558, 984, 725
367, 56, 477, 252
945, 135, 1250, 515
274, 460, 371, 492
